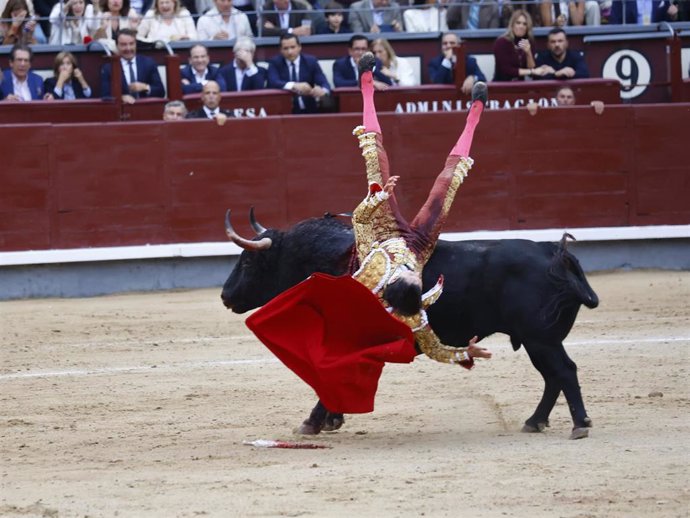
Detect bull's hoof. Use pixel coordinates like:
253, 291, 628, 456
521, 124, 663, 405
322, 414, 345, 432
521, 420, 548, 433
294, 421, 322, 435
570, 427, 589, 440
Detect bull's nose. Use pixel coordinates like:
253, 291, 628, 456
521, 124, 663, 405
220, 293, 233, 309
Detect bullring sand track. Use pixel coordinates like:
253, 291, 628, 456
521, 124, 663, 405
1, 270, 688, 517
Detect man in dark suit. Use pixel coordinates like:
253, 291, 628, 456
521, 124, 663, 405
1, 44, 44, 101
267, 33, 331, 114
100, 29, 165, 103
332, 34, 392, 89
259, 0, 321, 37
181, 44, 227, 95
427, 32, 486, 95
535, 28, 590, 80
185, 81, 234, 125
218, 36, 267, 92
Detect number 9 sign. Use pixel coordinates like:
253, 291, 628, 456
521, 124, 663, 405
602, 49, 652, 100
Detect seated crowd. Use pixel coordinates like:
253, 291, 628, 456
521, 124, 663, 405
0, 26, 599, 110
2, 0, 688, 48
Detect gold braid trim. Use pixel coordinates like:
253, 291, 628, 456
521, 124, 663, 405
354, 128, 382, 185
440, 156, 475, 218
415, 325, 471, 365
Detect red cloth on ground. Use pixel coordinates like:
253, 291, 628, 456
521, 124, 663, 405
245, 273, 417, 414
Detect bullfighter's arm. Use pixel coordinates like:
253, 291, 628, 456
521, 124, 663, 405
410, 312, 491, 368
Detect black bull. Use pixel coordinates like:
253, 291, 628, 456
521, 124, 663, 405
221, 214, 600, 439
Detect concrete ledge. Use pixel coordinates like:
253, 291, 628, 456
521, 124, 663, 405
2, 225, 688, 267
1, 226, 688, 300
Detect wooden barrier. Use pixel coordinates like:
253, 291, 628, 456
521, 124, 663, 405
0, 79, 621, 124
0, 103, 688, 252
336, 78, 622, 114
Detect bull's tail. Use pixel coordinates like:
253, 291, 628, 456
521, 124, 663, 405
542, 234, 599, 326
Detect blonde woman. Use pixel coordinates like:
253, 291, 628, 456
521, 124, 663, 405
137, 0, 196, 42
48, 0, 98, 45
371, 38, 417, 87
492, 9, 549, 81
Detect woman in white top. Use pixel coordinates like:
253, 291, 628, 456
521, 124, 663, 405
93, 0, 140, 42
137, 0, 196, 42
49, 0, 98, 45
371, 38, 418, 87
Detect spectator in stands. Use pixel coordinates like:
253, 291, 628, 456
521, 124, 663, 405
493, 10, 552, 81
48, 0, 98, 45
609, 0, 679, 24
1, 43, 44, 100
93, 0, 141, 45
267, 33, 331, 114
163, 99, 187, 119
527, 85, 604, 114
186, 80, 233, 124
371, 37, 417, 86
197, 0, 253, 40
218, 36, 267, 91
316, 1, 352, 33
333, 34, 392, 88
258, 0, 319, 37
403, 0, 448, 32
497, 1, 540, 28
348, 0, 404, 33
446, 0, 500, 29
44, 51, 92, 99
137, 0, 197, 41
181, 43, 227, 94
428, 32, 485, 94
539, 0, 600, 27
100, 28, 165, 103
534, 27, 589, 79
0, 0, 48, 43
0, 0, 39, 44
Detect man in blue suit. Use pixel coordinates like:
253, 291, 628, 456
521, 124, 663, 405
181, 44, 227, 95
100, 29, 165, 103
427, 32, 486, 95
1, 44, 45, 101
267, 33, 331, 114
332, 34, 392, 89
218, 37, 267, 92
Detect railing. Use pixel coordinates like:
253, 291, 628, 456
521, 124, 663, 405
2, 0, 689, 49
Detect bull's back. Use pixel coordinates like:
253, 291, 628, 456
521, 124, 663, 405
424, 239, 570, 347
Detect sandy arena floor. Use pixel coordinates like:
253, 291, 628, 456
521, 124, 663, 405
1, 270, 689, 518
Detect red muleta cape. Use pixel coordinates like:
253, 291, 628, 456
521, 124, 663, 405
246, 273, 417, 414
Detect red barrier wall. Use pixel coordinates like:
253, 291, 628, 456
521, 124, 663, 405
1, 104, 688, 252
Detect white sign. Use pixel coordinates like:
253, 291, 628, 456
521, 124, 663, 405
602, 49, 652, 99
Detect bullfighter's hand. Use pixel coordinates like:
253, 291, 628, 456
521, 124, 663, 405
467, 336, 492, 359
384, 175, 399, 195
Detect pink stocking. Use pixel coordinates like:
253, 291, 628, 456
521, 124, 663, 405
360, 71, 381, 134
450, 100, 484, 157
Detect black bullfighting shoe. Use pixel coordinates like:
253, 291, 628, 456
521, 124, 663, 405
471, 81, 488, 106
358, 52, 376, 79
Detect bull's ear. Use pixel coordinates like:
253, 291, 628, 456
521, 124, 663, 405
249, 206, 267, 235
225, 209, 272, 251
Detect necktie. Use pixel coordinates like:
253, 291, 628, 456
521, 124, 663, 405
128, 60, 138, 98
290, 62, 297, 82
468, 2, 480, 30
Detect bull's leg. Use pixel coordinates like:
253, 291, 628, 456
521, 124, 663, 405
323, 412, 345, 432
295, 400, 328, 435
522, 342, 592, 439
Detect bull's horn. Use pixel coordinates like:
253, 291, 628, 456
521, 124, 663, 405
225, 209, 272, 250
249, 206, 267, 235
